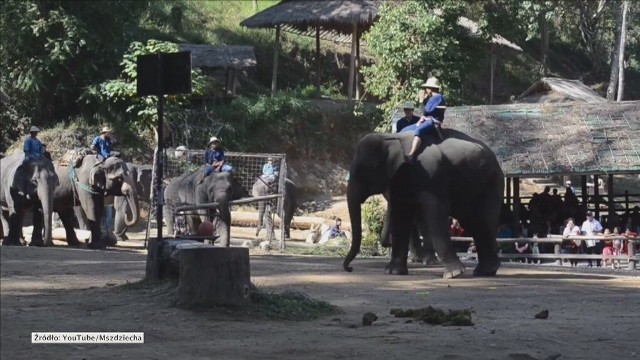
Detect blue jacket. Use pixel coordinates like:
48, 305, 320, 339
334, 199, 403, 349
92, 136, 112, 158
205, 149, 225, 165
423, 93, 446, 122
23, 137, 44, 159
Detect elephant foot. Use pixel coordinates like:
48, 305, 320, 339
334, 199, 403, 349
473, 258, 500, 277
105, 237, 117, 247
384, 258, 409, 275
66, 239, 81, 247
442, 260, 465, 279
87, 241, 106, 250
29, 239, 45, 247
2, 238, 23, 246
115, 233, 128, 242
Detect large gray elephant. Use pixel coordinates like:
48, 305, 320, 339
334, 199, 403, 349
344, 130, 504, 279
251, 178, 297, 238
53, 152, 138, 249
0, 153, 59, 246
113, 164, 152, 241
164, 171, 234, 246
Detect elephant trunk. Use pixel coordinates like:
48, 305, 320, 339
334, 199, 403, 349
38, 184, 54, 245
121, 182, 138, 227
344, 181, 364, 272
216, 193, 231, 247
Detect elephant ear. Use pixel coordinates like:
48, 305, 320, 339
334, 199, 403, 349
89, 167, 107, 190
384, 138, 409, 181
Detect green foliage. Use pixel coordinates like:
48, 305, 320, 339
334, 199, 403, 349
361, 0, 489, 119
361, 196, 386, 250
248, 289, 341, 320
81, 39, 207, 132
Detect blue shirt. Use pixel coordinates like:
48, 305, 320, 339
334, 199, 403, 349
396, 115, 420, 133
263, 163, 275, 176
92, 136, 112, 158
423, 93, 446, 122
23, 137, 44, 159
205, 149, 224, 165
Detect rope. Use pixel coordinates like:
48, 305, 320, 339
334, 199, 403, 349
68, 156, 101, 195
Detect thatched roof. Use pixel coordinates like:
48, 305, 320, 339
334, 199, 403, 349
240, 0, 380, 34
444, 101, 640, 177
177, 44, 256, 69
517, 77, 605, 103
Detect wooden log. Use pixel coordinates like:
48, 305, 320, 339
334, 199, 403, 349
229, 211, 351, 231
175, 247, 251, 307
23, 226, 91, 242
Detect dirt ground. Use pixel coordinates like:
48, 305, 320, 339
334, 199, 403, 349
1, 245, 639, 360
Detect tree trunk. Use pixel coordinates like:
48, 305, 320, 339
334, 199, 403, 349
607, 0, 624, 100
540, 10, 549, 76
616, 0, 629, 101
252, 0, 258, 12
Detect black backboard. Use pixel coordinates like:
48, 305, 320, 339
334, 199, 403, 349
137, 51, 192, 96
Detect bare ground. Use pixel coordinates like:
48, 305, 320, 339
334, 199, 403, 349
1, 245, 639, 360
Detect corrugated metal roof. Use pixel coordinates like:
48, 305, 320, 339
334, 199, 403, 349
177, 44, 256, 69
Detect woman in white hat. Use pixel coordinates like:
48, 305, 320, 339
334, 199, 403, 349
405, 77, 447, 162
92, 127, 114, 158
199, 136, 233, 183
396, 101, 420, 133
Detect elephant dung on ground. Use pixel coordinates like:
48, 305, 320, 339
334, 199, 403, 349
251, 178, 297, 238
0, 153, 59, 246
164, 171, 234, 246
53, 152, 137, 249
344, 130, 504, 279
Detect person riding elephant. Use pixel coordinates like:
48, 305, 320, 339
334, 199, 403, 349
0, 152, 59, 246
343, 129, 504, 279
53, 150, 138, 249
198, 136, 232, 184
165, 170, 236, 246
406, 77, 447, 162
252, 177, 297, 239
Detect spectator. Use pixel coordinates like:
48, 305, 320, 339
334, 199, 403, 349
623, 228, 638, 256
450, 218, 466, 253
466, 240, 477, 261
565, 180, 576, 196
562, 218, 582, 267
602, 227, 622, 269
581, 211, 603, 267
328, 218, 346, 239
396, 101, 420, 133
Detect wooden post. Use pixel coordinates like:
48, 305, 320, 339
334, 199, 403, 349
625, 190, 630, 212
506, 177, 512, 209
628, 239, 637, 270
347, 22, 357, 101
355, 28, 361, 100
231, 68, 238, 96
489, 44, 496, 105
513, 177, 520, 236
608, 174, 615, 223
581, 175, 588, 206
271, 25, 281, 97
594, 174, 600, 219
315, 26, 321, 98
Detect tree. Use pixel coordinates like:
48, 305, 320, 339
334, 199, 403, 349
606, 0, 630, 101
361, 0, 488, 122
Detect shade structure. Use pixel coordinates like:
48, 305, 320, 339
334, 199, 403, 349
241, 0, 380, 100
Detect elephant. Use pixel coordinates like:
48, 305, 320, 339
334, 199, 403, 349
379, 213, 438, 265
53, 152, 138, 249
343, 129, 504, 278
164, 171, 235, 246
0, 153, 59, 246
113, 164, 152, 241
251, 177, 297, 238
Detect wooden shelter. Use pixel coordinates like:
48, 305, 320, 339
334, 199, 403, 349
177, 44, 257, 96
445, 100, 640, 226
516, 77, 606, 104
241, 0, 380, 100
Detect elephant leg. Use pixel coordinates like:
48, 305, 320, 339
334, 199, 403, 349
379, 208, 392, 248
256, 201, 265, 236
58, 210, 81, 247
0, 210, 9, 240
463, 195, 501, 277
408, 225, 423, 262
284, 204, 294, 239
74, 206, 89, 230
29, 205, 45, 246
87, 218, 105, 250
384, 202, 412, 275
4, 208, 24, 246
418, 192, 464, 279
113, 198, 128, 241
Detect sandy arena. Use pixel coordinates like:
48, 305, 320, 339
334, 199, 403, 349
1, 245, 639, 360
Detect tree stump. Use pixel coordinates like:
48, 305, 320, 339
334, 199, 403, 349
175, 247, 251, 307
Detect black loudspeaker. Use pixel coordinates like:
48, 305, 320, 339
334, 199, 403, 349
137, 51, 192, 96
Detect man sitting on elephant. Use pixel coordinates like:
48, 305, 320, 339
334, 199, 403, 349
404, 77, 447, 162
92, 127, 120, 159
198, 136, 232, 184
16, 126, 45, 196
395, 101, 420, 133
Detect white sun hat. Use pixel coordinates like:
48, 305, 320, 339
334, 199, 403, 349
207, 136, 220, 145
402, 101, 415, 110
421, 77, 441, 89
29, 126, 40, 132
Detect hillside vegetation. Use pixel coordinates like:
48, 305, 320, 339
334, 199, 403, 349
2, 0, 638, 163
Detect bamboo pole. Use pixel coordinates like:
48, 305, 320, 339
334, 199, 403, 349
271, 25, 281, 97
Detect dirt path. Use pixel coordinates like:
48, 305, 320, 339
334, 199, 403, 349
1, 246, 639, 360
